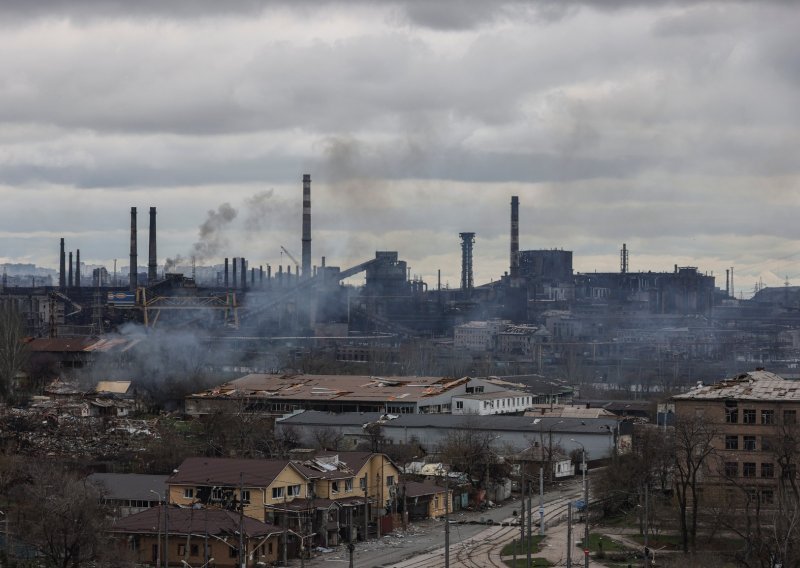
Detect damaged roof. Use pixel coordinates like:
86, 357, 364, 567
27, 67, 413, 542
188, 373, 470, 404
673, 370, 799, 401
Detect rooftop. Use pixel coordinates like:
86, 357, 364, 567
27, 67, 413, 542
453, 389, 530, 401
673, 370, 799, 401
169, 457, 303, 487
87, 473, 167, 502
188, 373, 471, 404
110, 505, 276, 537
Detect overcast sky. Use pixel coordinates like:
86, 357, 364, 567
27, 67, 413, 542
1, 0, 799, 294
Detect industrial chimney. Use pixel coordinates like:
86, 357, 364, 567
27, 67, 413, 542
620, 243, 629, 274
460, 232, 475, 293
75, 249, 81, 288
130, 207, 138, 291
224, 257, 229, 288
68, 251, 73, 288
59, 238, 66, 289
148, 207, 157, 282
302, 174, 312, 279
510, 196, 519, 278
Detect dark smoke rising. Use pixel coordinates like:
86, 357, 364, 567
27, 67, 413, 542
243, 189, 275, 232
164, 254, 185, 272
75, 323, 220, 409
192, 202, 238, 260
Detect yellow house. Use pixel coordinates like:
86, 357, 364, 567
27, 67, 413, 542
168, 457, 311, 523
293, 451, 402, 542
402, 480, 453, 520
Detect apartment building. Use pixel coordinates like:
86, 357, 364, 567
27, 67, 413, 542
673, 370, 800, 507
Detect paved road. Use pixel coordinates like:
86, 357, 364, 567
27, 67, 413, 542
301, 479, 585, 568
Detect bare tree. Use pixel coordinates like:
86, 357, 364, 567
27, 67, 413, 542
311, 426, 344, 451
673, 415, 716, 553
14, 465, 109, 568
0, 305, 29, 403
439, 415, 509, 489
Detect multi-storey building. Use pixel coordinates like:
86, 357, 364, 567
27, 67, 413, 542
672, 369, 800, 507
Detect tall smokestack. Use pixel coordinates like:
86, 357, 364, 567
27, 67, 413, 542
510, 196, 519, 278
148, 207, 157, 282
129, 207, 138, 290
68, 252, 73, 288
460, 232, 475, 293
302, 174, 311, 279
241, 258, 246, 289
726, 269, 730, 297
224, 258, 229, 288
59, 238, 66, 289
620, 243, 629, 274
232, 257, 237, 289
75, 249, 81, 288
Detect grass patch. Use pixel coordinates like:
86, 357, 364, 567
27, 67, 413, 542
578, 533, 628, 553
501, 536, 545, 556
503, 558, 553, 567
629, 533, 682, 550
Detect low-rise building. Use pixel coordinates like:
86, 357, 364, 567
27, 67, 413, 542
109, 506, 280, 567
185, 373, 506, 416
452, 390, 533, 415
87, 473, 167, 518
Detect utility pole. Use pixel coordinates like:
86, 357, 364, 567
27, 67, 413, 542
283, 490, 288, 566
583, 454, 589, 568
644, 483, 650, 568
444, 468, 450, 568
526, 478, 532, 568
566, 502, 572, 568
239, 473, 245, 568
539, 466, 545, 536
165, 496, 169, 568
519, 470, 526, 549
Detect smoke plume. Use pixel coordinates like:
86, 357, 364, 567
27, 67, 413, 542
192, 202, 238, 260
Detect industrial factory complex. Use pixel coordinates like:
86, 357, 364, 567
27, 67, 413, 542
3, 174, 800, 567
2, 173, 799, 391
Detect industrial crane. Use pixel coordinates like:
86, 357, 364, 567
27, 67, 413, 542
280, 246, 301, 276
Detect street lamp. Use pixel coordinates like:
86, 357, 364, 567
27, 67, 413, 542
570, 439, 589, 568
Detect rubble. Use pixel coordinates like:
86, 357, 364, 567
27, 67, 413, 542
0, 404, 159, 461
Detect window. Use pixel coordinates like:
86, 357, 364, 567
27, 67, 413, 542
743, 409, 756, 424
762, 410, 775, 425
743, 463, 756, 478
190, 544, 199, 557
211, 488, 224, 500
229, 546, 238, 558
345, 479, 353, 492
272, 487, 284, 499
387, 476, 395, 487
761, 463, 775, 478
434, 494, 439, 508
331, 481, 340, 494
184, 488, 194, 499
240, 490, 250, 504
762, 490, 775, 505
360, 477, 367, 490
456, 401, 464, 410
288, 484, 301, 497
743, 436, 757, 451
724, 462, 738, 477
725, 435, 738, 450
783, 464, 797, 479
178, 544, 186, 556
785, 410, 797, 424
763, 436, 774, 452
725, 405, 738, 424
